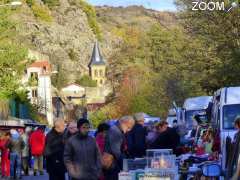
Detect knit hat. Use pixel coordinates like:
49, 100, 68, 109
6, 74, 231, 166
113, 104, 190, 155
77, 118, 90, 128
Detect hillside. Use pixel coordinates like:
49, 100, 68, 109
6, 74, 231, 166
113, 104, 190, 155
9, 0, 176, 86
96, 5, 176, 31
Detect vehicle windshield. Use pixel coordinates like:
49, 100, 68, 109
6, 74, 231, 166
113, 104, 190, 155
223, 104, 240, 129
185, 110, 207, 129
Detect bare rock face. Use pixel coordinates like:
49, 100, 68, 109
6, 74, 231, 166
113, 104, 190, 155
14, 0, 97, 82
11, 0, 176, 84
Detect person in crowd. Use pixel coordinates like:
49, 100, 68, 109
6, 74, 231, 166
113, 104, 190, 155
0, 132, 11, 178
104, 116, 135, 180
20, 127, 31, 176
172, 119, 178, 129
64, 118, 102, 180
95, 123, 110, 153
29, 126, 46, 176
150, 121, 169, 149
95, 123, 110, 180
7, 129, 25, 180
196, 130, 207, 155
150, 121, 180, 154
63, 121, 78, 180
146, 123, 159, 147
203, 128, 214, 154
44, 119, 66, 180
63, 121, 78, 144
127, 112, 147, 158
177, 120, 189, 145
229, 116, 240, 179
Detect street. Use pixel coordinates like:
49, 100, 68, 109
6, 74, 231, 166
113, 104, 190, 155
22, 173, 69, 180
22, 174, 48, 180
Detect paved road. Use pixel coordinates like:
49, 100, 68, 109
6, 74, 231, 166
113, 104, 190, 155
22, 173, 69, 180
22, 174, 48, 180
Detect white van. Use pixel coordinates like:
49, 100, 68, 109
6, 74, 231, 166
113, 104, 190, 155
182, 96, 212, 129
211, 87, 240, 171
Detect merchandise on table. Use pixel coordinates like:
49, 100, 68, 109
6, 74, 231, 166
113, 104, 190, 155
123, 158, 147, 171
119, 149, 178, 180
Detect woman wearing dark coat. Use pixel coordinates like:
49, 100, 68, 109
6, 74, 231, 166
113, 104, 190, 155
44, 120, 66, 180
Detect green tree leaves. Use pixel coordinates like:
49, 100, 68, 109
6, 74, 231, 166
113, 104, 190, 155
0, 7, 28, 100
76, 75, 97, 87
176, 0, 240, 92
0, 42, 27, 99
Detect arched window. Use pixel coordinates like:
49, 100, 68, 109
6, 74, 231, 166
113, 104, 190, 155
100, 80, 103, 84
100, 70, 104, 77
94, 69, 98, 77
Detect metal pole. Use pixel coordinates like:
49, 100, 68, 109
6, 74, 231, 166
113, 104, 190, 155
44, 75, 47, 119
57, 97, 60, 118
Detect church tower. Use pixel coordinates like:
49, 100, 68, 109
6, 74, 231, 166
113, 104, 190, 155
88, 42, 106, 87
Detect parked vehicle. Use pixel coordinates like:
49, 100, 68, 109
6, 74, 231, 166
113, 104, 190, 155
167, 108, 182, 127
167, 108, 177, 127
182, 96, 212, 130
211, 87, 240, 173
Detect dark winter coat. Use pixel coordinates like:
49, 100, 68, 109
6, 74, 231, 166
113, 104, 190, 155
104, 124, 126, 180
64, 133, 101, 180
150, 127, 180, 153
44, 128, 66, 174
127, 123, 147, 158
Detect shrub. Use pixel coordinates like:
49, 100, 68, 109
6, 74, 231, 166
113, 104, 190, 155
31, 4, 53, 22
68, 48, 78, 61
42, 0, 60, 8
26, 0, 34, 7
76, 75, 97, 87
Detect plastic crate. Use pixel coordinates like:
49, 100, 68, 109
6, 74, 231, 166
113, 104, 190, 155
123, 158, 147, 171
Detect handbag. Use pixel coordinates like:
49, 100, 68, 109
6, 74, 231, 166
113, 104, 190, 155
101, 152, 114, 169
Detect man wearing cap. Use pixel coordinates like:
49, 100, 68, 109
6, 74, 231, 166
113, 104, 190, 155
64, 118, 101, 180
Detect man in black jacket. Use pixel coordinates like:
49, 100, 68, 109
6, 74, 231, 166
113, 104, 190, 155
44, 119, 66, 180
150, 121, 180, 154
64, 118, 101, 180
127, 112, 147, 158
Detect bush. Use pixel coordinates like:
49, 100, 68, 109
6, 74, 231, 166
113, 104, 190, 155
31, 4, 53, 22
68, 48, 78, 61
26, 0, 34, 7
42, 0, 60, 8
76, 75, 97, 87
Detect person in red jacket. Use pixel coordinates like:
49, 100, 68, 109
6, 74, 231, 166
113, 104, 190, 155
29, 126, 46, 176
0, 132, 10, 177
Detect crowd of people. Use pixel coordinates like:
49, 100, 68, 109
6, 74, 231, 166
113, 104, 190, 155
0, 112, 181, 180
0, 126, 46, 180
1, 112, 238, 180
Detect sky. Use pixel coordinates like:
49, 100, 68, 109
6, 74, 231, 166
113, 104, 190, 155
87, 0, 176, 11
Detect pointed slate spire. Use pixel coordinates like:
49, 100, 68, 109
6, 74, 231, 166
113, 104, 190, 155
88, 41, 105, 67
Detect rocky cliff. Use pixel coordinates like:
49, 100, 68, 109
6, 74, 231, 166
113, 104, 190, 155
11, 0, 176, 86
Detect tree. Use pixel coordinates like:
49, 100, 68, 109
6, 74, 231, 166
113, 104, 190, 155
0, 42, 28, 99
51, 65, 68, 89
76, 75, 97, 87
0, 7, 28, 99
176, 0, 240, 92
